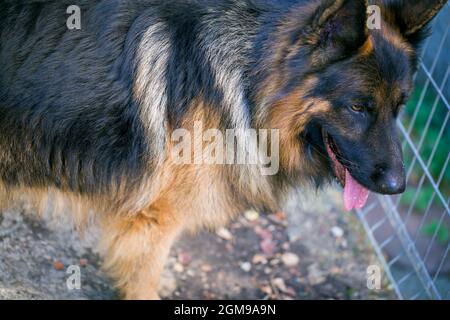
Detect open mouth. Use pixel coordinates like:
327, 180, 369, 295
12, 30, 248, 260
322, 130, 370, 212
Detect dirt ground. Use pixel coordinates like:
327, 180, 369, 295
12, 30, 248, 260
0, 187, 395, 300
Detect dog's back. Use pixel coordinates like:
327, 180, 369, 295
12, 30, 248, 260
0, 1, 153, 201
0, 1, 263, 208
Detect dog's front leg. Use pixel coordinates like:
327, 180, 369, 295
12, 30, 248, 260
99, 204, 182, 300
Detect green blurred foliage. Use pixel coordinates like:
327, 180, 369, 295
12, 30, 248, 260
421, 219, 450, 245
400, 85, 449, 242
400, 86, 449, 211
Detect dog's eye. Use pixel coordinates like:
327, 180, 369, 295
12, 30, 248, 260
350, 105, 365, 113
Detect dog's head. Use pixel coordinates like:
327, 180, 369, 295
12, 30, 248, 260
253, 0, 446, 210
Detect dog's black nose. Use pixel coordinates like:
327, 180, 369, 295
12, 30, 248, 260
372, 165, 406, 195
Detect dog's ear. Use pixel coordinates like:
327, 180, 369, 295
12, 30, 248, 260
375, 0, 447, 46
307, 0, 368, 68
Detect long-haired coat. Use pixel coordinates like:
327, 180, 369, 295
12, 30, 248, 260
0, 0, 446, 298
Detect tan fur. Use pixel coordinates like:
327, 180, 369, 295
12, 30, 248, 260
0, 96, 280, 299
359, 37, 374, 56
98, 98, 277, 298
1, 0, 436, 300
99, 199, 182, 300
254, 75, 332, 177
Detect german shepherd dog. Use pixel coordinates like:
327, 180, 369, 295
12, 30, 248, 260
0, 0, 446, 299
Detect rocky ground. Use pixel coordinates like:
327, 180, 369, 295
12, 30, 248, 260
0, 187, 395, 300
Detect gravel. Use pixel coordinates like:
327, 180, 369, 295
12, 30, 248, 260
0, 186, 395, 300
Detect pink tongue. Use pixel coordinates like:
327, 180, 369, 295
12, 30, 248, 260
343, 170, 370, 211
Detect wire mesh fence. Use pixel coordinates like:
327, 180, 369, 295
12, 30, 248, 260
357, 5, 450, 300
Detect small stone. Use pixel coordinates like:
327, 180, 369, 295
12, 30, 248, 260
79, 258, 88, 267
52, 261, 64, 271
270, 258, 280, 266
331, 226, 344, 238
225, 243, 233, 252
272, 278, 288, 293
254, 226, 273, 240
177, 251, 192, 266
203, 291, 215, 299
201, 264, 212, 273
274, 211, 286, 221
330, 266, 342, 274
260, 238, 276, 255
186, 270, 195, 277
240, 262, 252, 272
281, 252, 300, 267
216, 227, 233, 241
173, 263, 184, 273
252, 254, 268, 265
244, 210, 259, 221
